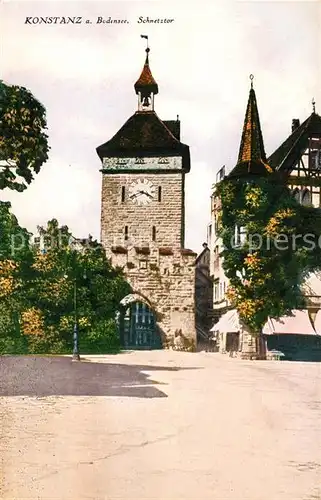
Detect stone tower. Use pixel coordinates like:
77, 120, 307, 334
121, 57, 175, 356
96, 45, 196, 350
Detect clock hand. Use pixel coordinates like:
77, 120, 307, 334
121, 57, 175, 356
129, 191, 147, 200
138, 190, 153, 198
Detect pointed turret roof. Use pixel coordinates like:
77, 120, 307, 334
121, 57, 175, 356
134, 48, 158, 95
229, 76, 273, 178
268, 111, 321, 172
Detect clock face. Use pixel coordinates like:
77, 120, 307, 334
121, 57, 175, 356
129, 179, 156, 206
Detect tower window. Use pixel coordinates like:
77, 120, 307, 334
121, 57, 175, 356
302, 189, 312, 206
152, 226, 156, 241
293, 188, 300, 203
207, 223, 212, 244
124, 226, 129, 241
214, 281, 219, 301
121, 186, 125, 203
158, 186, 162, 202
234, 225, 246, 247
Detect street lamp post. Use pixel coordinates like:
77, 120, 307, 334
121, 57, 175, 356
65, 260, 87, 362
72, 277, 80, 361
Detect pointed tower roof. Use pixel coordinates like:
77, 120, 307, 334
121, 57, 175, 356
134, 47, 159, 95
229, 76, 273, 178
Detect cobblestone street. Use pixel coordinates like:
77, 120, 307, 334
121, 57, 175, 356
0, 351, 320, 499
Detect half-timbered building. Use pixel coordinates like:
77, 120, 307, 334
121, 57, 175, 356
209, 83, 321, 358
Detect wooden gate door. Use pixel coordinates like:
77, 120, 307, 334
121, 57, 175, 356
123, 301, 161, 349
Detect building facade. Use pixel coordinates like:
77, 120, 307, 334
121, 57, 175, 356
96, 47, 197, 350
209, 81, 321, 356
208, 166, 229, 322
195, 243, 213, 344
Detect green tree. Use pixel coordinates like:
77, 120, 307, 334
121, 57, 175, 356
216, 82, 321, 337
0, 210, 131, 354
0, 80, 49, 192
216, 175, 321, 332
23, 219, 131, 353
0, 201, 31, 353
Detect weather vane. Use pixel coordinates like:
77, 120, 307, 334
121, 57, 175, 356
312, 97, 316, 113
250, 74, 254, 89
140, 34, 149, 50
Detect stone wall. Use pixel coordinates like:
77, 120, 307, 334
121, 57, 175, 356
101, 172, 185, 254
110, 244, 196, 347
195, 269, 213, 333
195, 246, 213, 335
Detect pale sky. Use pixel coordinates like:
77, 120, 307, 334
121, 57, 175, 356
1, 0, 321, 252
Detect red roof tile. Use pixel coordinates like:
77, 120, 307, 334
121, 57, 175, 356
134, 49, 158, 95
229, 86, 273, 178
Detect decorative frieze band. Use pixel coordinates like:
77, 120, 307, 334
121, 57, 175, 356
102, 156, 182, 171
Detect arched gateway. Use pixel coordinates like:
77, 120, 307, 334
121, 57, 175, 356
118, 293, 162, 349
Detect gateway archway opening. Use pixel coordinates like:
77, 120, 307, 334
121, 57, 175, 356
119, 295, 162, 349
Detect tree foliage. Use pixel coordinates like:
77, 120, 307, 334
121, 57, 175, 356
0, 207, 131, 354
216, 174, 321, 332
0, 80, 49, 192
25, 219, 131, 353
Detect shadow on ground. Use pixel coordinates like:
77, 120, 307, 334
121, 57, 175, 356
0, 356, 199, 398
